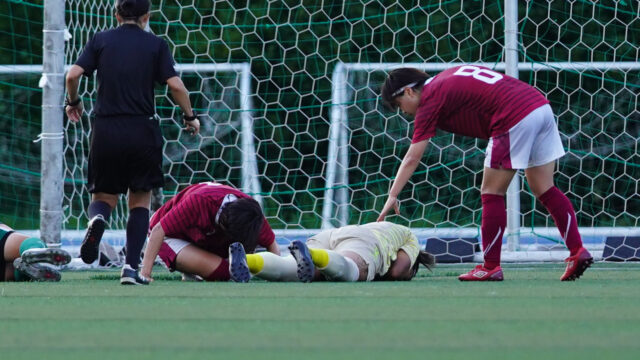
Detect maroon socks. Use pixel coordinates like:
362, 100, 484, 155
481, 194, 506, 270
539, 186, 583, 256
205, 259, 231, 281
480, 187, 583, 269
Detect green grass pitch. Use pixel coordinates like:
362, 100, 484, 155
1, 263, 639, 360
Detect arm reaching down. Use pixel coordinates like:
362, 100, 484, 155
139, 223, 166, 281
377, 140, 429, 221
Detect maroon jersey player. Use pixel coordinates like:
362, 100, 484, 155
378, 65, 593, 281
140, 182, 280, 282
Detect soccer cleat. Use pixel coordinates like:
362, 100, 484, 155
561, 247, 593, 281
21, 248, 72, 266
458, 264, 504, 281
288, 240, 315, 283
80, 214, 106, 264
120, 264, 150, 285
228, 242, 251, 283
13, 258, 61, 282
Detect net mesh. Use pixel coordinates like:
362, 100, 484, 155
0, 1, 637, 257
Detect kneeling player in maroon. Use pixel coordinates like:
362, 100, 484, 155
378, 66, 593, 281
139, 182, 280, 282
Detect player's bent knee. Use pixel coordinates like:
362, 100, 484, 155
342, 251, 368, 281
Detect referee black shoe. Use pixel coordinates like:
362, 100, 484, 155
229, 242, 251, 283
80, 214, 106, 264
120, 264, 150, 285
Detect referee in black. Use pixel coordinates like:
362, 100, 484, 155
65, 0, 199, 285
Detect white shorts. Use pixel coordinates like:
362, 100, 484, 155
157, 238, 191, 271
484, 104, 565, 169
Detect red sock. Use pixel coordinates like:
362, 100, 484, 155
204, 259, 231, 281
539, 186, 583, 255
481, 194, 506, 270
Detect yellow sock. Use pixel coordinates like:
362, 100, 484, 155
309, 248, 329, 268
246, 254, 264, 274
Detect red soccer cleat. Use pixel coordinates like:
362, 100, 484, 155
458, 264, 504, 281
561, 247, 593, 281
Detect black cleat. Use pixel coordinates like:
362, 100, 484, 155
229, 242, 251, 283
80, 214, 106, 264
13, 258, 61, 282
288, 240, 315, 283
120, 264, 150, 285
21, 248, 72, 266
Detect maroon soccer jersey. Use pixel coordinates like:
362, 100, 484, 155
149, 182, 275, 257
412, 65, 549, 142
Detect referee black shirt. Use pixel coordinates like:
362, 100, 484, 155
75, 24, 177, 117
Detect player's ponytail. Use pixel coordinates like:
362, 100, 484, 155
381, 68, 430, 110
410, 250, 436, 278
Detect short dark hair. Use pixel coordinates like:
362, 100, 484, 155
217, 197, 264, 253
115, 0, 150, 21
380, 68, 430, 110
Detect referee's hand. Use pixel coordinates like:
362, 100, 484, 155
65, 102, 84, 123
184, 118, 200, 135
183, 111, 200, 135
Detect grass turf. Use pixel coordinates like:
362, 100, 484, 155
1, 262, 639, 360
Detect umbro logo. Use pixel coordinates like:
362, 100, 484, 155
474, 271, 488, 278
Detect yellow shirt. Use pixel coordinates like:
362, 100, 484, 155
360, 222, 420, 276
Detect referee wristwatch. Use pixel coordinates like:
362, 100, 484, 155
183, 111, 198, 122
65, 97, 81, 107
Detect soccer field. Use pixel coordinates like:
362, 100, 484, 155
1, 263, 639, 360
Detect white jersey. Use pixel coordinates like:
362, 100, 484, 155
307, 222, 420, 280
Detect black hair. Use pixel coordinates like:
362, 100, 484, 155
410, 250, 436, 278
115, 0, 150, 22
380, 68, 430, 110
217, 197, 264, 253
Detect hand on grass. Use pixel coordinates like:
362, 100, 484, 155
140, 267, 154, 283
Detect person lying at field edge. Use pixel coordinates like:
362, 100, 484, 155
139, 182, 280, 283
227, 221, 435, 283
1, 222, 71, 282
376, 65, 593, 281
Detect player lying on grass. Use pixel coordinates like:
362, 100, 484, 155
228, 221, 435, 283
1, 222, 71, 282
377, 65, 593, 281
139, 182, 280, 283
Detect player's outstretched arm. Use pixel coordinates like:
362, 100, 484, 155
377, 140, 429, 221
139, 223, 166, 281
167, 76, 199, 135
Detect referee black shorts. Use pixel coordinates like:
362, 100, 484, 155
88, 115, 164, 194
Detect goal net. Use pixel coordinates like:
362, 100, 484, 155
1, 0, 638, 261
